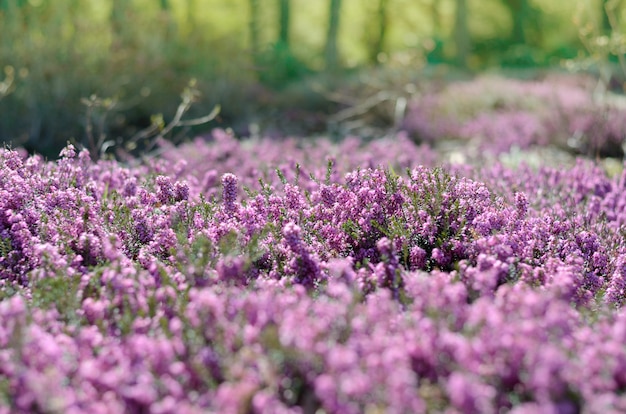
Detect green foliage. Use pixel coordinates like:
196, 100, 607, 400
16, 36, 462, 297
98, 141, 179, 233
30, 273, 83, 325
256, 42, 313, 88
0, 0, 622, 156
0, 234, 12, 260
0, 0, 238, 157
571, 0, 626, 93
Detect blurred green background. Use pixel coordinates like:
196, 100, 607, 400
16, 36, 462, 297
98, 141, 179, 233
0, 0, 624, 158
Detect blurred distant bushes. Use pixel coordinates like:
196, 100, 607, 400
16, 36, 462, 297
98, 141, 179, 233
0, 0, 258, 157
402, 73, 626, 158
0, 0, 624, 157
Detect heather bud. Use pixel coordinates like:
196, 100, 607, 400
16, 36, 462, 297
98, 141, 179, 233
515, 191, 528, 218
410, 246, 427, 270
174, 181, 189, 202
221, 173, 238, 213
155, 175, 174, 204
283, 222, 303, 253
59, 144, 77, 159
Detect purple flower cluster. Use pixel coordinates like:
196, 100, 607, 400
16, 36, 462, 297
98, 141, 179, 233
2, 130, 626, 412
221, 173, 238, 215
403, 74, 626, 156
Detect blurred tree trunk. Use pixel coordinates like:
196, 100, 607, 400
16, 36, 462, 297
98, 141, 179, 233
368, 0, 389, 65
602, 0, 622, 34
110, 0, 126, 49
278, 0, 290, 48
249, 0, 261, 63
511, 3, 526, 44
428, 1, 441, 35
0, 0, 26, 11
158, 0, 176, 41
325, 0, 342, 71
110, 0, 125, 32
503, 0, 528, 44
454, 0, 470, 68
185, 0, 196, 33
0, 0, 25, 32
602, 0, 612, 33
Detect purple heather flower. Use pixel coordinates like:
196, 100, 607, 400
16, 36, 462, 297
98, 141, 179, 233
10, 100, 626, 413
221, 173, 238, 214
375, 237, 404, 300
409, 246, 427, 270
284, 184, 303, 210
606, 255, 626, 306
283, 222, 321, 287
155, 175, 174, 204
82, 297, 107, 323
132, 210, 153, 244
283, 222, 303, 254
59, 144, 77, 159
201, 169, 218, 191
122, 177, 138, 197
446, 372, 496, 414
150, 228, 178, 259
592, 251, 608, 274
216, 257, 247, 286
515, 191, 529, 219
326, 257, 356, 284
2, 149, 23, 171
320, 184, 335, 206
431, 248, 448, 268
173, 181, 189, 202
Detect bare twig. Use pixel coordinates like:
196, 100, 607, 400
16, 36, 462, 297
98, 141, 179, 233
82, 79, 220, 161
605, 0, 626, 82
329, 91, 393, 122
311, 82, 357, 105
164, 103, 220, 132
0, 66, 15, 100
81, 94, 118, 159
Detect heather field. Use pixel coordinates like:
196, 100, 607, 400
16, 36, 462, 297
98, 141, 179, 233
4, 75, 626, 413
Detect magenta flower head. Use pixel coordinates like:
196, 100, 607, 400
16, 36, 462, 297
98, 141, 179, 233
515, 191, 528, 219
320, 184, 335, 206
173, 181, 189, 202
1, 149, 23, 170
221, 173, 238, 213
283, 222, 303, 254
123, 177, 138, 197
155, 175, 174, 204
410, 246, 427, 270
376, 237, 393, 257
283, 221, 321, 287
59, 144, 77, 159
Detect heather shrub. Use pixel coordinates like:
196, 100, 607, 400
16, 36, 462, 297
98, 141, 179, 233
2, 134, 626, 412
403, 74, 626, 157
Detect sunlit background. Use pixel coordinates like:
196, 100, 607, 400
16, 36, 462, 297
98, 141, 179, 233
0, 0, 624, 157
